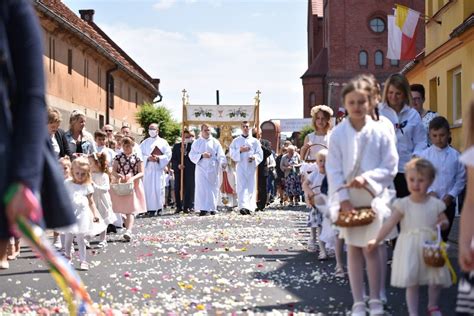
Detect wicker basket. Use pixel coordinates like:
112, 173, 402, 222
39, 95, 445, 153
110, 182, 134, 196
334, 207, 376, 227
304, 143, 328, 162
423, 225, 446, 267
334, 185, 376, 228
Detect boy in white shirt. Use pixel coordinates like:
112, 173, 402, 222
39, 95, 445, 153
420, 116, 466, 241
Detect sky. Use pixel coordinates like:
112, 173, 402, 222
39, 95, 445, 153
63, 0, 307, 123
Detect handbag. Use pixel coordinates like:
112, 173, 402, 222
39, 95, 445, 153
110, 182, 134, 196
334, 133, 376, 227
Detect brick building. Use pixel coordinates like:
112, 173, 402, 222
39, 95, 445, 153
301, 0, 425, 117
34, 0, 160, 136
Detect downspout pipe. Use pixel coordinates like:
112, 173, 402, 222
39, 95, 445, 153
153, 91, 163, 104
106, 65, 119, 124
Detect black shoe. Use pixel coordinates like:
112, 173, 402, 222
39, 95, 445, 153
239, 209, 247, 215
106, 224, 117, 234
156, 209, 162, 216
146, 211, 155, 218
245, 209, 251, 215
175, 209, 183, 214
210, 211, 216, 215
183, 209, 190, 214
199, 210, 208, 216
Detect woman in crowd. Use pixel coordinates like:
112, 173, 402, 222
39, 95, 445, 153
410, 84, 438, 146
47, 107, 72, 159
65, 110, 97, 158
280, 145, 303, 206
379, 73, 426, 198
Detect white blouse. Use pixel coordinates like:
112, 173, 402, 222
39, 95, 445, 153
420, 145, 466, 199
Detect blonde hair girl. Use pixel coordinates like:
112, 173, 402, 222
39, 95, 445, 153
62, 157, 104, 271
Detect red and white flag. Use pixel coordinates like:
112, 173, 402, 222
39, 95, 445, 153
387, 4, 420, 60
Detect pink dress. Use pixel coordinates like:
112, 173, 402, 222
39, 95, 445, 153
110, 153, 147, 214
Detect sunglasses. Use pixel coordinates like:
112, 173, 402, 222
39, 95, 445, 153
105, 130, 113, 132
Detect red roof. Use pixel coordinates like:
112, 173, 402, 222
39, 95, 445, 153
35, 0, 158, 94
301, 47, 327, 78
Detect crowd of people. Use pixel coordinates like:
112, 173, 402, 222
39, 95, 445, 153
2, 75, 474, 314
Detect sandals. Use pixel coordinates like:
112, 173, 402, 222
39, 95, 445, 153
334, 266, 345, 278
351, 301, 366, 316
368, 299, 384, 316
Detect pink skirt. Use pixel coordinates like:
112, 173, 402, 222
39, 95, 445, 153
110, 179, 147, 215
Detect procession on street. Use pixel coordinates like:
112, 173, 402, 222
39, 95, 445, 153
1, 0, 473, 315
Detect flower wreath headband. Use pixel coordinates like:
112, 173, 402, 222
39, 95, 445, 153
310, 105, 334, 118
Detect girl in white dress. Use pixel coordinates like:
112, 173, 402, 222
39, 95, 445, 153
302, 150, 327, 258
63, 157, 104, 271
368, 158, 451, 316
326, 77, 398, 315
89, 153, 116, 248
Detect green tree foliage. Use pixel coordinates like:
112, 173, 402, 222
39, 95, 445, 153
299, 125, 314, 144
136, 103, 181, 145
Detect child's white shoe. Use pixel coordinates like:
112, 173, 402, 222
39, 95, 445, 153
351, 301, 367, 316
123, 231, 132, 242
368, 299, 384, 316
79, 261, 89, 271
97, 241, 108, 248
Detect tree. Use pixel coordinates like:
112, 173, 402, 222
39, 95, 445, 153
299, 125, 314, 144
136, 103, 181, 145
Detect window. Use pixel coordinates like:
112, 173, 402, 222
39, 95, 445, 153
369, 18, 385, 33
452, 69, 462, 124
429, 77, 438, 113
135, 91, 138, 107
67, 49, 73, 75
374, 50, 383, 67
83, 58, 89, 87
97, 66, 101, 90
359, 51, 368, 67
390, 59, 399, 67
309, 92, 316, 108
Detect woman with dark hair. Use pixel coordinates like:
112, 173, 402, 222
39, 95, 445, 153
379, 73, 426, 198
47, 107, 72, 159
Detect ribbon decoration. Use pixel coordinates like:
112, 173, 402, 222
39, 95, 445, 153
440, 240, 457, 284
3, 184, 96, 315
433, 224, 457, 284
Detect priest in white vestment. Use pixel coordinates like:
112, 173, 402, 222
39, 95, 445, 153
189, 124, 227, 216
229, 121, 263, 215
140, 123, 172, 216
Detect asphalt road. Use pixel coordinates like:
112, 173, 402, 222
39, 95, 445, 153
0, 206, 460, 315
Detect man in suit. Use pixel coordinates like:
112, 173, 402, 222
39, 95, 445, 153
171, 130, 196, 214
253, 129, 273, 212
